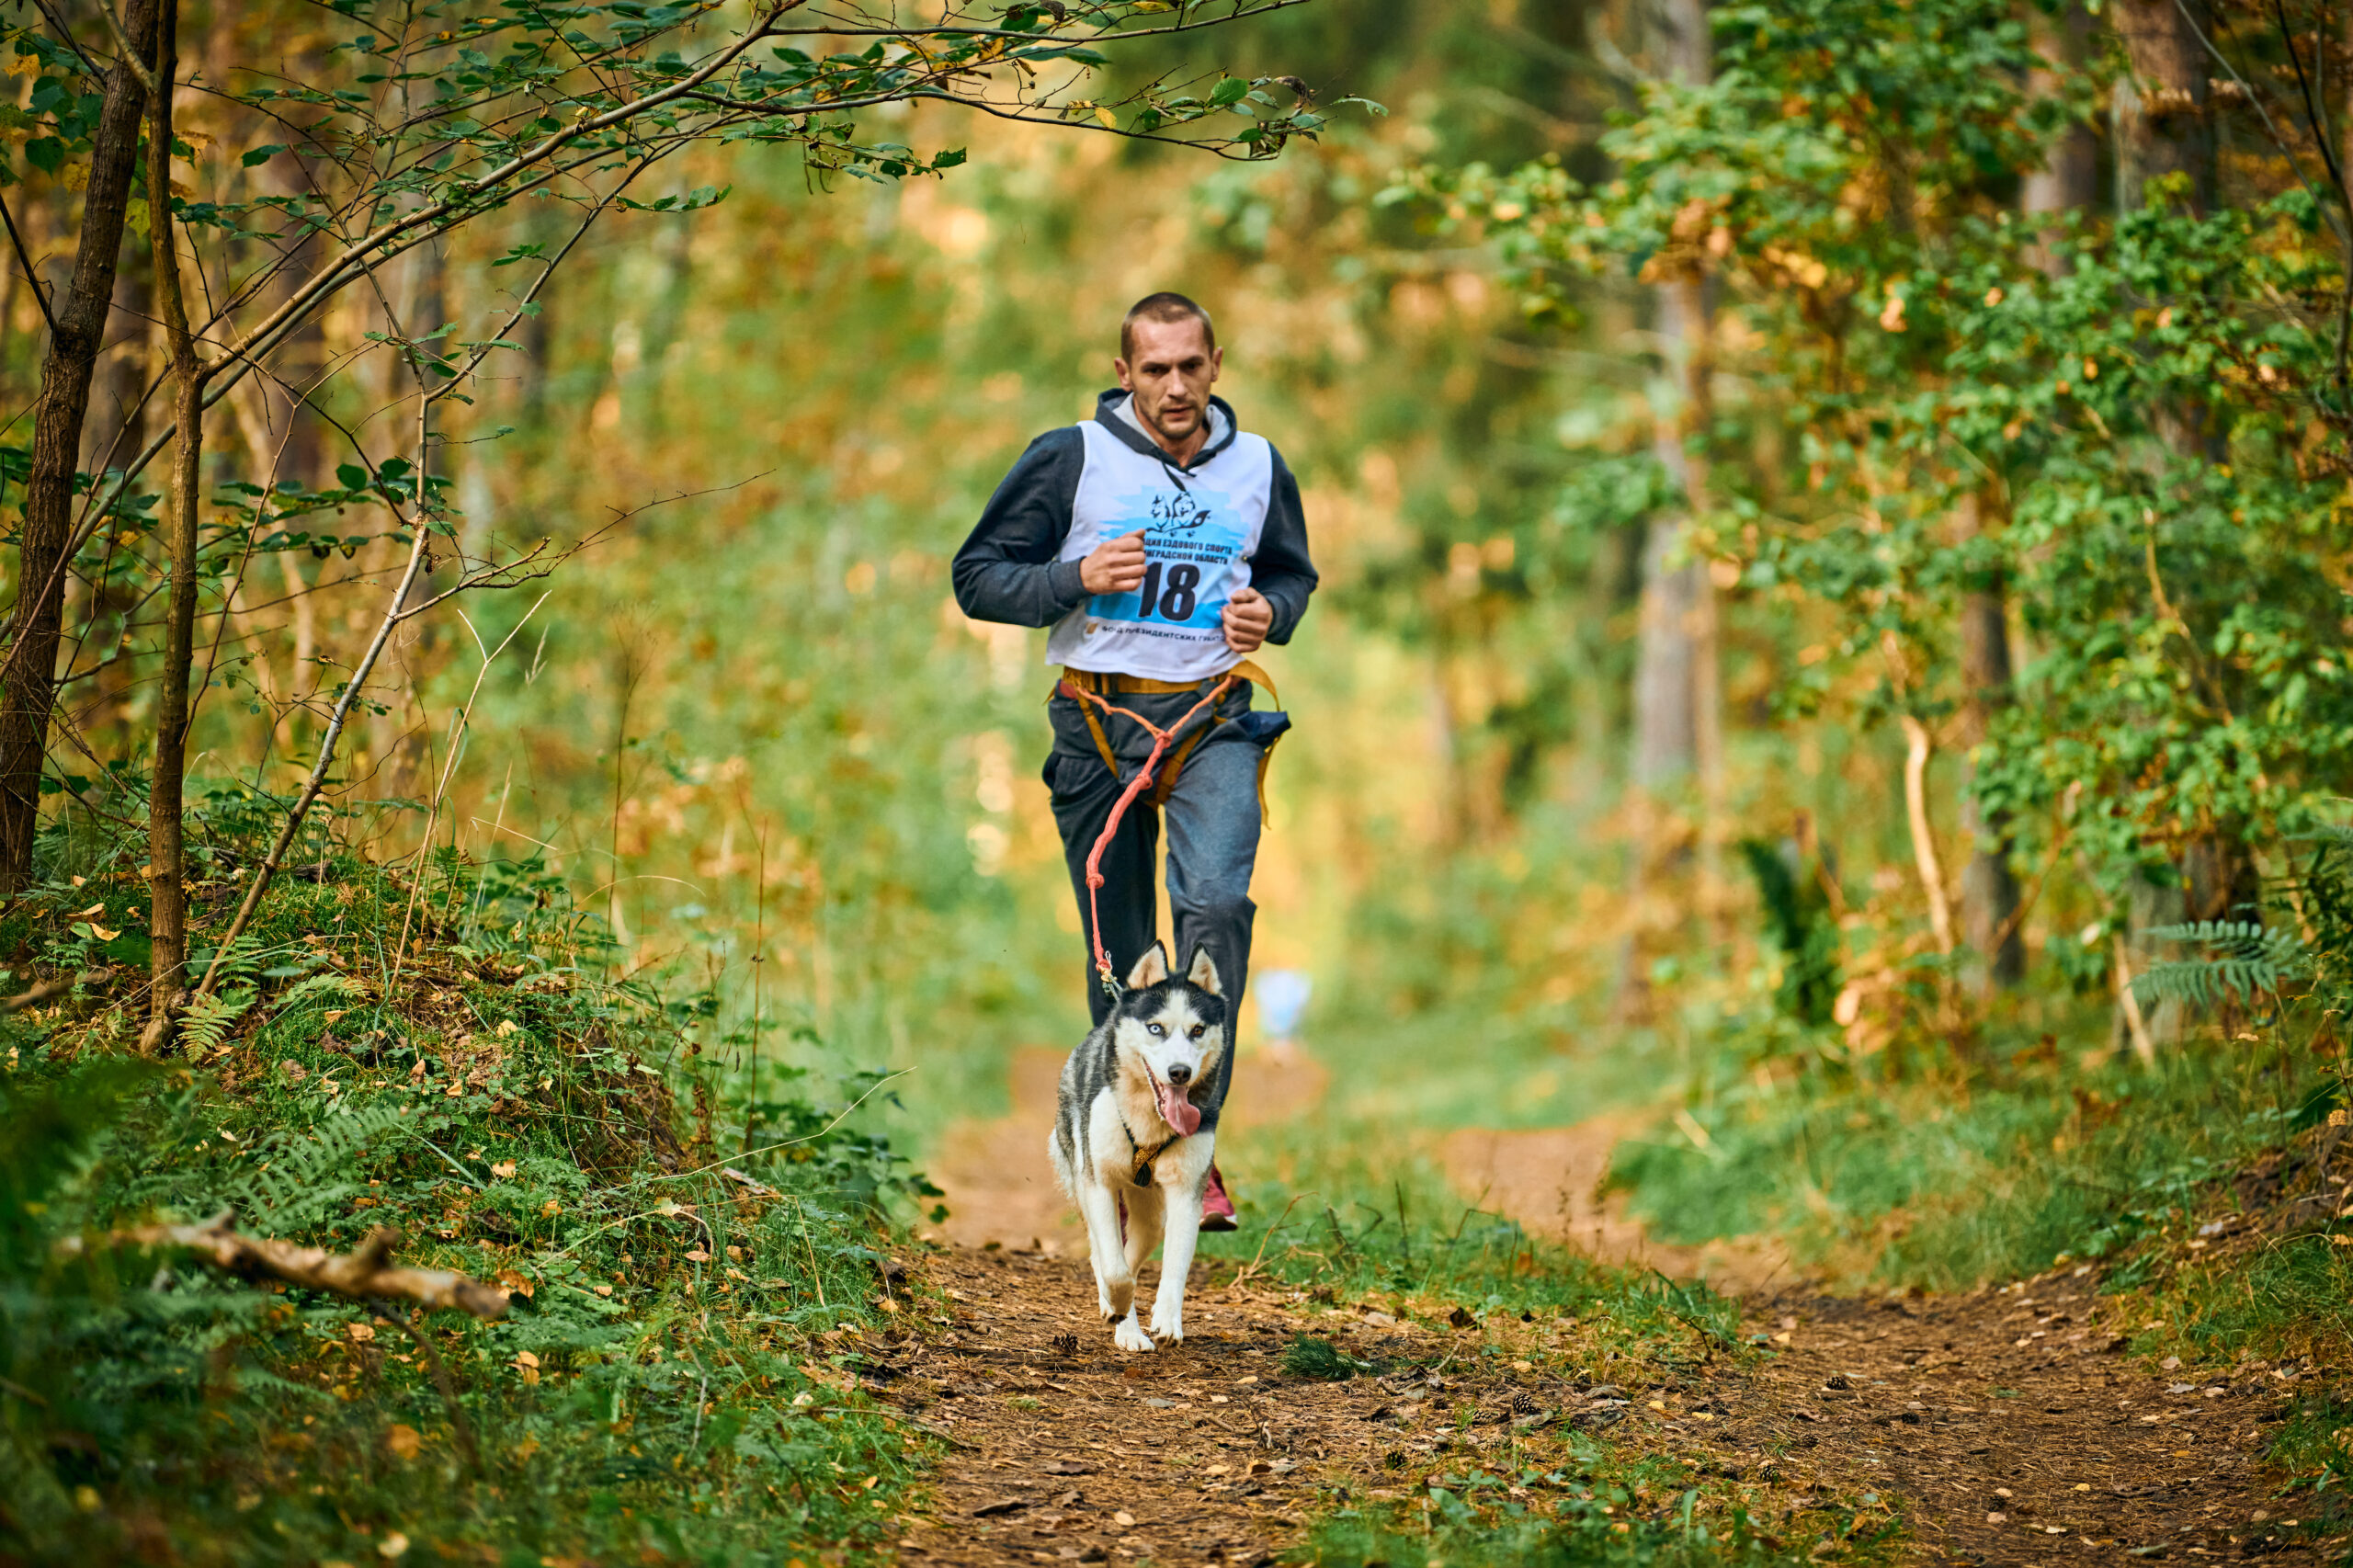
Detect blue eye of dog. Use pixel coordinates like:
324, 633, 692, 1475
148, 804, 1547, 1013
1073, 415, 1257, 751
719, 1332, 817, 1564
1148, 1022, 1165, 1037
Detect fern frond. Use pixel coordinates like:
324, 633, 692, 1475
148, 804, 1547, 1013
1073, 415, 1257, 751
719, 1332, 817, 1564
2131, 921, 2308, 1008
220, 1102, 417, 1231
180, 987, 256, 1058
189, 934, 270, 992
272, 972, 362, 1011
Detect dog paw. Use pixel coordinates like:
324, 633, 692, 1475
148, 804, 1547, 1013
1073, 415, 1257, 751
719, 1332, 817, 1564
1148, 1312, 1185, 1344
1113, 1318, 1156, 1353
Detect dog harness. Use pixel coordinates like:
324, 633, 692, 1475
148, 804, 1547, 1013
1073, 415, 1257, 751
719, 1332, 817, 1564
1056, 662, 1288, 999
1058, 658, 1282, 814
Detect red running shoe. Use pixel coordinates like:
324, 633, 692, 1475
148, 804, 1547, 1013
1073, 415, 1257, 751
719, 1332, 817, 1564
1201, 1164, 1238, 1232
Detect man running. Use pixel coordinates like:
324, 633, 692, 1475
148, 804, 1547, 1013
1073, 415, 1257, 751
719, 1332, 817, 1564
952, 292, 1317, 1229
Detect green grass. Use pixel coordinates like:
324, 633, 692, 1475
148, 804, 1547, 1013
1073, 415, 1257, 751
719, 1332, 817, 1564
1601, 1012, 2319, 1289
1299, 1479, 1900, 1568
1281, 1333, 1367, 1381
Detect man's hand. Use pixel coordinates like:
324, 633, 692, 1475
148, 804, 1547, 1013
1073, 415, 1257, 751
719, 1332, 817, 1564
1222, 587, 1274, 653
1080, 530, 1148, 595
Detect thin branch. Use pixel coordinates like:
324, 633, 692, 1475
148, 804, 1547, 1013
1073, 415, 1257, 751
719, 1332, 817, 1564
676, 83, 1313, 160
0, 975, 77, 1013
204, 12, 787, 389
59, 1216, 511, 1318
767, 3, 1318, 43
92, 0, 158, 95
192, 504, 434, 997
23, 0, 108, 81
0, 190, 57, 336
2273, 0, 2349, 207
1899, 714, 1956, 956
425, 147, 671, 409
2171, 0, 2350, 246
392, 591, 551, 960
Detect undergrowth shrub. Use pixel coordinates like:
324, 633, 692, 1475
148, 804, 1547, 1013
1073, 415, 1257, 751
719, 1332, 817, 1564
0, 797, 937, 1564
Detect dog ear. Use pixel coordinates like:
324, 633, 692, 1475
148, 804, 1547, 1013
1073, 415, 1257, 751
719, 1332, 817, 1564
1125, 941, 1170, 989
1185, 945, 1223, 997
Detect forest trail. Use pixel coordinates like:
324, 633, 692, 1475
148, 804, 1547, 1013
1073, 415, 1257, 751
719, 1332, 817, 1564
878, 1251, 2325, 1566
923, 1043, 1779, 1287
897, 1052, 2328, 1565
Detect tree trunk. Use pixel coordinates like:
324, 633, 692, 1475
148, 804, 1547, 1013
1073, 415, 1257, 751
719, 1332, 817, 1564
2114, 0, 2222, 1049
84, 247, 152, 472
1959, 9, 2098, 995
2113, 0, 2214, 215
2021, 2, 2097, 255
0, 0, 163, 892
1631, 0, 1715, 803
1615, 0, 1719, 1017
1954, 493, 2024, 990
144, 0, 201, 1046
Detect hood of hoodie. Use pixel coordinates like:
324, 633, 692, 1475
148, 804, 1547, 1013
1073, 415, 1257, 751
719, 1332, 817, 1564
1096, 388, 1239, 472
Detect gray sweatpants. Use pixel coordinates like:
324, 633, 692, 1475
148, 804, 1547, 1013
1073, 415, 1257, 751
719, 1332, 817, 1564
1042, 679, 1267, 1133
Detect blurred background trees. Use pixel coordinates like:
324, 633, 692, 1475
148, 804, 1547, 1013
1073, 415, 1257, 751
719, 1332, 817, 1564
1, 0, 2348, 1265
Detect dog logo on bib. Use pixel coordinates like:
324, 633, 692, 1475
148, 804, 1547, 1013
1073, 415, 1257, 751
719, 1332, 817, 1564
1089, 485, 1245, 637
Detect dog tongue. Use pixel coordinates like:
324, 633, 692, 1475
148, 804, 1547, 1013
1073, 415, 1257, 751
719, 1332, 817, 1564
1155, 1078, 1202, 1135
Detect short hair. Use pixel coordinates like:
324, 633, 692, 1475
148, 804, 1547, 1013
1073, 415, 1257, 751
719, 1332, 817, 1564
1120, 292, 1216, 361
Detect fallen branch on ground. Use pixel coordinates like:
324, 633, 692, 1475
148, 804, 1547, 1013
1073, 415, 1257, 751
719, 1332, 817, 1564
60, 1215, 510, 1318
0, 975, 78, 1013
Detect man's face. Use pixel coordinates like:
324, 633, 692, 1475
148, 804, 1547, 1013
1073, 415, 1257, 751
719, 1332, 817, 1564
1115, 316, 1222, 453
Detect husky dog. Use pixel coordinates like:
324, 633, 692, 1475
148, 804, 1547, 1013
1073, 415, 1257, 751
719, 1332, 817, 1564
1049, 940, 1227, 1352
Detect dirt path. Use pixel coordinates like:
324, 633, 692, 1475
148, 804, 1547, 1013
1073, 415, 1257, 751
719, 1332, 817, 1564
1438, 1121, 1788, 1291
873, 1253, 2329, 1566
898, 1049, 2332, 1564
922, 1043, 1774, 1286
1741, 1281, 2329, 1565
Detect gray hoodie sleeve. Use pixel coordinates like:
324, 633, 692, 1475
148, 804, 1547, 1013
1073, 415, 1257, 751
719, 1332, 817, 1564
1252, 445, 1318, 646
952, 427, 1090, 628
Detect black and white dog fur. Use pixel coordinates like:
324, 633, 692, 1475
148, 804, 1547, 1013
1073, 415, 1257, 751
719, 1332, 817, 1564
1049, 941, 1226, 1353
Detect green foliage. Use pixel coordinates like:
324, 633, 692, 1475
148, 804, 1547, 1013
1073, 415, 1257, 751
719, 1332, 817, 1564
1302, 1490, 1868, 1568
2131, 921, 2310, 1010
0, 817, 935, 1563
1737, 838, 1840, 1026
175, 983, 256, 1059
1281, 1332, 1363, 1380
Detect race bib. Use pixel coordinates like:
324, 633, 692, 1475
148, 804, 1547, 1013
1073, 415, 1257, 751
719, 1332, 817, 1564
1086, 485, 1247, 634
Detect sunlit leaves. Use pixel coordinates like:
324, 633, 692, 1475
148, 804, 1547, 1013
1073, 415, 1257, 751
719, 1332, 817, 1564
1395, 0, 2353, 906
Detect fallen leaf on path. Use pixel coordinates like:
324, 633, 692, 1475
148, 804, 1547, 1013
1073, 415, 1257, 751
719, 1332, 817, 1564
972, 1497, 1027, 1517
